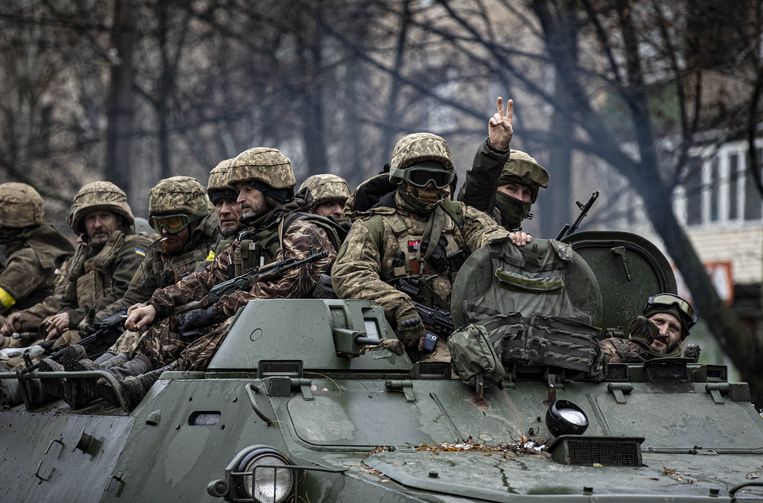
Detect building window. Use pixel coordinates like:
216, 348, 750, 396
686, 156, 703, 226
744, 149, 762, 221
729, 153, 740, 220
709, 156, 720, 222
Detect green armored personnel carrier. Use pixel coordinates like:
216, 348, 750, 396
1, 231, 762, 502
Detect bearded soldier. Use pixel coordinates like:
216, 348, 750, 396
600, 293, 697, 363
298, 174, 351, 221
85, 147, 338, 409
0, 183, 73, 346
332, 133, 529, 360
207, 158, 242, 252
458, 97, 548, 233
39, 182, 152, 347
60, 176, 219, 374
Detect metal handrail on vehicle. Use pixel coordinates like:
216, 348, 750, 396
0, 369, 130, 411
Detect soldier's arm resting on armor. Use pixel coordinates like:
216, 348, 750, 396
457, 97, 513, 213
0, 248, 49, 313
461, 204, 511, 250
331, 220, 416, 325
214, 220, 336, 317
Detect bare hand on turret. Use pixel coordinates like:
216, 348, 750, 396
488, 96, 513, 151
509, 231, 532, 247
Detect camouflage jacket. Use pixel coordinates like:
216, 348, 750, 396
93, 215, 219, 324
0, 224, 74, 314
149, 217, 336, 319
457, 139, 509, 221
59, 230, 152, 328
599, 337, 682, 364
331, 191, 507, 324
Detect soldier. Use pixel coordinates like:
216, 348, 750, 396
599, 293, 697, 363
458, 97, 548, 233
89, 147, 338, 408
298, 174, 351, 221
207, 158, 242, 250
62, 176, 219, 370
36, 182, 152, 347
332, 132, 529, 360
0, 183, 74, 347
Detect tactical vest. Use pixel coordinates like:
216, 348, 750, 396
362, 199, 468, 309
233, 210, 344, 276
69, 231, 128, 310
152, 245, 214, 287
451, 237, 604, 379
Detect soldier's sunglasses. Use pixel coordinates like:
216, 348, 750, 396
646, 293, 697, 327
150, 214, 191, 234
402, 167, 454, 189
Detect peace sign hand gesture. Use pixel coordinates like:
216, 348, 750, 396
488, 96, 513, 151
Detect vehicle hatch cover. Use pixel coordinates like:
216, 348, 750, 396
564, 231, 676, 331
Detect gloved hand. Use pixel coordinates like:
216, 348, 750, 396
627, 315, 659, 348
176, 307, 218, 332
396, 310, 424, 348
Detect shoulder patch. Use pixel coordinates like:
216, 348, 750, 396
134, 247, 146, 257
205, 250, 216, 262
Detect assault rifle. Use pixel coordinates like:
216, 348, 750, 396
17, 310, 128, 375
556, 190, 599, 241
176, 250, 329, 314
412, 301, 455, 352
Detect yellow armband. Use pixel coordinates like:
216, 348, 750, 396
0, 287, 16, 310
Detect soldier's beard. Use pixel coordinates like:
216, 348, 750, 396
399, 183, 447, 215
240, 200, 270, 222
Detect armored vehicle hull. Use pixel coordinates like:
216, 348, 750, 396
1, 232, 762, 502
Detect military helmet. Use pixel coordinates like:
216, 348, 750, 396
0, 183, 45, 228
148, 176, 210, 218
389, 132, 455, 176
67, 181, 134, 233
299, 174, 351, 206
228, 148, 296, 189
498, 150, 549, 203
207, 158, 236, 201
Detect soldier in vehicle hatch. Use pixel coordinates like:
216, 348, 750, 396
83, 147, 338, 409
458, 97, 548, 234
331, 132, 530, 362
1, 182, 150, 348
0, 183, 73, 344
599, 293, 697, 363
206, 158, 242, 253
298, 174, 352, 221
56, 176, 219, 380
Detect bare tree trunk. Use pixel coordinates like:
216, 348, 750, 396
105, 0, 135, 190
380, 0, 412, 163
156, 0, 172, 179
541, 0, 576, 237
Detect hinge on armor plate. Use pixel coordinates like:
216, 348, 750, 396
705, 383, 728, 404
385, 380, 416, 402
264, 376, 314, 400
607, 383, 633, 404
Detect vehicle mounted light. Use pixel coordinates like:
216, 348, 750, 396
237, 447, 295, 503
545, 399, 589, 437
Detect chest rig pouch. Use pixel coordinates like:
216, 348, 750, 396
366, 202, 468, 309
75, 231, 126, 310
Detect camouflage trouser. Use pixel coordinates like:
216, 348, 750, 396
134, 318, 189, 369
109, 330, 142, 355
177, 318, 233, 371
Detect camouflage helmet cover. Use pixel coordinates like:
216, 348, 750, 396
207, 158, 235, 195
148, 176, 210, 218
390, 133, 455, 177
499, 149, 549, 203
228, 147, 296, 190
0, 182, 45, 228
299, 174, 351, 206
67, 181, 134, 233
